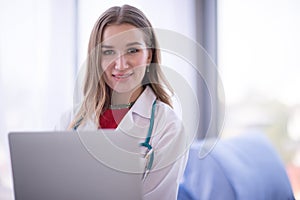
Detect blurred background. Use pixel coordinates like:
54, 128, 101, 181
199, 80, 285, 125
0, 0, 299, 199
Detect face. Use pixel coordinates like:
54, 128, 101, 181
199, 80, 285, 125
101, 23, 152, 94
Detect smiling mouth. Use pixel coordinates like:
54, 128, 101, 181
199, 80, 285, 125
112, 73, 133, 79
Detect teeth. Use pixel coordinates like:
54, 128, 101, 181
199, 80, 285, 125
114, 74, 131, 78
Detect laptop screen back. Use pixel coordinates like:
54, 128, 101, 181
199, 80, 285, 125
9, 131, 144, 200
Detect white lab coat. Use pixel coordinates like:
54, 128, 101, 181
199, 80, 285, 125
55, 86, 189, 200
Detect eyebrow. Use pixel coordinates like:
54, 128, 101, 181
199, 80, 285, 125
101, 42, 144, 49
101, 45, 114, 49
126, 42, 143, 47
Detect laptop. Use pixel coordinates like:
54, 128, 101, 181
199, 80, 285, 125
8, 130, 145, 200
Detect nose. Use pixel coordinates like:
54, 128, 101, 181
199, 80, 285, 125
114, 53, 128, 70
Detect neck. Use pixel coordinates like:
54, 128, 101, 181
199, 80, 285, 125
110, 86, 143, 105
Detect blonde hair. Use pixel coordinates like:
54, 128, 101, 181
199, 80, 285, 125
70, 4, 173, 129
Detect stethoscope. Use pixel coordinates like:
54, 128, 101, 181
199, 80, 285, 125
140, 100, 156, 181
73, 100, 156, 182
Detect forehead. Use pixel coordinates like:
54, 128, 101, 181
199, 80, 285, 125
102, 24, 146, 46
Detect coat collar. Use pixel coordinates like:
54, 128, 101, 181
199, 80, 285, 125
117, 86, 157, 136
130, 86, 157, 119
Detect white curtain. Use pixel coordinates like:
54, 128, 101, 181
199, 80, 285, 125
0, 0, 76, 198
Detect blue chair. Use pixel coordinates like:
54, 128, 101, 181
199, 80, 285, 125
178, 132, 295, 200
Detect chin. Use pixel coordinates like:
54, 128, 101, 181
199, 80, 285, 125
111, 83, 143, 94
110, 85, 135, 93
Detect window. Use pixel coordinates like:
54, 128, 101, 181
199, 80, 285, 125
0, 0, 76, 198
218, 0, 300, 198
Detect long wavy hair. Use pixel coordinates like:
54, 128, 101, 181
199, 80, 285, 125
69, 4, 173, 129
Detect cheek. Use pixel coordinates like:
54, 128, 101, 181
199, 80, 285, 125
135, 66, 146, 79
101, 59, 112, 72
132, 54, 149, 67
100, 62, 112, 82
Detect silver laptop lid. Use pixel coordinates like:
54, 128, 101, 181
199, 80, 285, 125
9, 130, 144, 200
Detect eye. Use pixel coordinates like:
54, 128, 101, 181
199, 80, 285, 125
102, 50, 115, 55
127, 48, 139, 54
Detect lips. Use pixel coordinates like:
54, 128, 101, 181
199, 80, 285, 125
112, 72, 133, 79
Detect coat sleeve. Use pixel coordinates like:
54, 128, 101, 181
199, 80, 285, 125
142, 103, 190, 200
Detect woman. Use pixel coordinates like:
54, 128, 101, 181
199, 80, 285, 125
56, 4, 188, 200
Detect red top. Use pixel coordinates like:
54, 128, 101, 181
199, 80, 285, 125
99, 108, 130, 129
